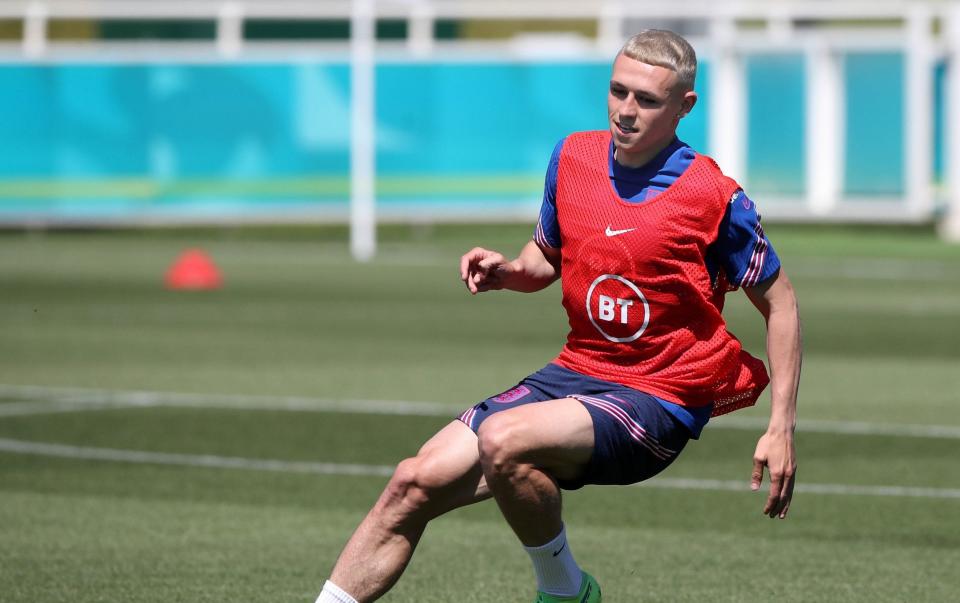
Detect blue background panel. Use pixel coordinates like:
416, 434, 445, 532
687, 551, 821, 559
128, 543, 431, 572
844, 53, 904, 196
0, 55, 930, 220
746, 54, 806, 197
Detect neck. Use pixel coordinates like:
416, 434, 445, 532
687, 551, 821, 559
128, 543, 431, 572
614, 136, 676, 169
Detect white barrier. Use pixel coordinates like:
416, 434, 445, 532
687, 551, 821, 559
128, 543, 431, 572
943, 3, 960, 242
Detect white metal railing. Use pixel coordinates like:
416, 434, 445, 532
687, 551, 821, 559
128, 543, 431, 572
3, 1, 958, 61
0, 1, 959, 247
350, 0, 376, 261
944, 2, 960, 241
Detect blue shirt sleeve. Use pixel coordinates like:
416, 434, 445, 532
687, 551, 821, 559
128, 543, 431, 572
712, 190, 781, 288
533, 138, 565, 249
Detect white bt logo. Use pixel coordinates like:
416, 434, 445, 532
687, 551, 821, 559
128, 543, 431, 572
586, 274, 650, 343
597, 295, 633, 324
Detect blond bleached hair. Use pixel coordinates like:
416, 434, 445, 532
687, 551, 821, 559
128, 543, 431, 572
618, 29, 697, 92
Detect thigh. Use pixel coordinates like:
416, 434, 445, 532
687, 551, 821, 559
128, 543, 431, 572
411, 420, 491, 514
565, 391, 690, 489
458, 364, 689, 489
476, 397, 597, 484
456, 363, 580, 433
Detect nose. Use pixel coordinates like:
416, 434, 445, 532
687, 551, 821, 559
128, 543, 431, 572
619, 93, 638, 119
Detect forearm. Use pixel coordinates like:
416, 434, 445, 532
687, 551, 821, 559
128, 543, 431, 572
764, 295, 801, 434
746, 270, 800, 518
745, 271, 801, 434
501, 241, 561, 293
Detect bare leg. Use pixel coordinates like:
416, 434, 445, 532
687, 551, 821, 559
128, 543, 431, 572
477, 398, 595, 547
328, 420, 489, 602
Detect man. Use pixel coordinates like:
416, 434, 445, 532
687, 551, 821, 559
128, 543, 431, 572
315, 29, 800, 603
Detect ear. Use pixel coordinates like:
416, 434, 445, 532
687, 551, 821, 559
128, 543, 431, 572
678, 90, 697, 119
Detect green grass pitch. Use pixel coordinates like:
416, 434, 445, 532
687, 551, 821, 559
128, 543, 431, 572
1, 223, 959, 602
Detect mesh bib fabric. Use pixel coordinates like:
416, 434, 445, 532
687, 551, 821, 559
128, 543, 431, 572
552, 130, 769, 416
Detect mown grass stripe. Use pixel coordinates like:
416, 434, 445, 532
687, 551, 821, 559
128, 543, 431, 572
638, 477, 960, 499
0, 437, 394, 477
3, 384, 959, 439
2, 437, 958, 500
0, 385, 462, 417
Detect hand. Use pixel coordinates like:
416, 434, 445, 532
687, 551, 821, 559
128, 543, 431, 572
750, 430, 797, 519
459, 247, 513, 294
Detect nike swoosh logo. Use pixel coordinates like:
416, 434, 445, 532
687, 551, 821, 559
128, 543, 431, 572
605, 225, 636, 237
552, 542, 566, 557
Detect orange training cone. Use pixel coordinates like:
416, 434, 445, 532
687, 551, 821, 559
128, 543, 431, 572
164, 248, 223, 290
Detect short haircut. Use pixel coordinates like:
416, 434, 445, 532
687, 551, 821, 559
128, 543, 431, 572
618, 29, 697, 92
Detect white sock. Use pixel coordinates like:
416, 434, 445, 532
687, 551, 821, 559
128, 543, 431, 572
523, 525, 583, 597
315, 580, 359, 603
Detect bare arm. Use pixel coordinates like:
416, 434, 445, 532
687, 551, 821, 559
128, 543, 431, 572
460, 240, 561, 294
743, 268, 801, 519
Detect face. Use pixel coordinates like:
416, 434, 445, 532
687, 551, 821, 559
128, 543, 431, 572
607, 54, 696, 166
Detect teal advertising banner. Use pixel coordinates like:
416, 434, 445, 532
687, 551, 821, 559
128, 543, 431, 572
0, 56, 942, 221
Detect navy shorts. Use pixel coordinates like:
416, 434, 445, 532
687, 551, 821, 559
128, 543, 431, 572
457, 363, 690, 490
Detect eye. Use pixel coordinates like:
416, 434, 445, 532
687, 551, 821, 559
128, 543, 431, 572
609, 84, 627, 99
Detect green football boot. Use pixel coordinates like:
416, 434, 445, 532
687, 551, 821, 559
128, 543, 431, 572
535, 571, 601, 603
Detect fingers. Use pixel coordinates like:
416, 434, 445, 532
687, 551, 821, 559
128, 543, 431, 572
764, 473, 783, 517
777, 468, 797, 519
460, 247, 486, 282
753, 451, 793, 519
752, 433, 797, 519
471, 270, 493, 293
459, 255, 471, 282
761, 466, 797, 519
460, 248, 486, 294
472, 271, 504, 293
750, 458, 764, 492
477, 255, 503, 271
459, 248, 506, 295
752, 455, 790, 518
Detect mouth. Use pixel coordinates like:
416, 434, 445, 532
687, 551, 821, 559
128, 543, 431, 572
615, 121, 638, 135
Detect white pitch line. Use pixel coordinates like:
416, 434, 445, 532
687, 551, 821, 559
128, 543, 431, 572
711, 416, 960, 439
638, 477, 960, 500
0, 385, 463, 417
1, 437, 958, 500
3, 384, 960, 439
0, 400, 143, 418
0, 438, 394, 477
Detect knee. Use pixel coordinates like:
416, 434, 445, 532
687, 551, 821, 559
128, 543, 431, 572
477, 414, 530, 478
381, 455, 445, 517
